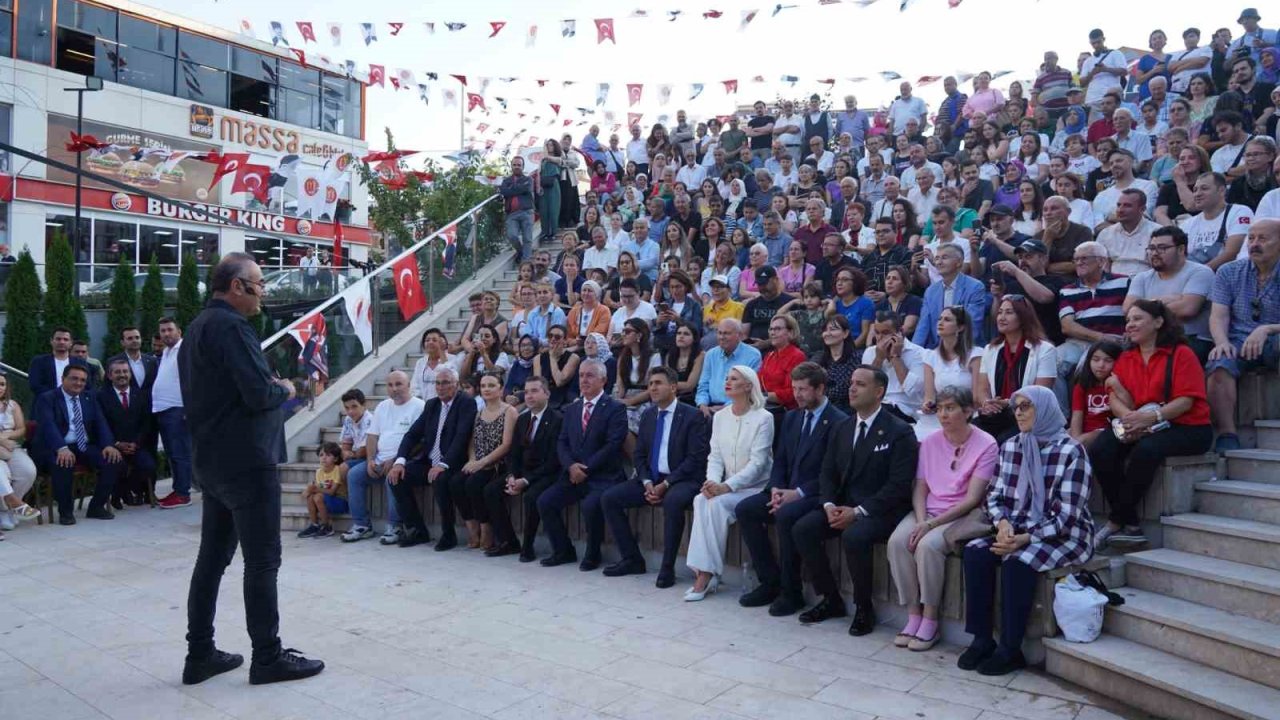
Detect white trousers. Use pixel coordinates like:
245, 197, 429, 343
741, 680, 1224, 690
686, 488, 755, 576
0, 450, 37, 504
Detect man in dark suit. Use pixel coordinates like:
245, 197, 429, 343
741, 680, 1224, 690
28, 327, 74, 398
485, 375, 562, 561
386, 366, 476, 550
99, 358, 155, 507
537, 358, 628, 570
31, 361, 122, 525
107, 326, 159, 393
600, 366, 708, 587
792, 364, 919, 636
179, 253, 323, 686
737, 362, 849, 615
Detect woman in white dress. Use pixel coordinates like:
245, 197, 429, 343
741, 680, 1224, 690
685, 366, 774, 601
0, 373, 39, 534
916, 306, 981, 437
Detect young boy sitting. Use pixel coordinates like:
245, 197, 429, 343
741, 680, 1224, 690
298, 442, 348, 538
339, 389, 372, 470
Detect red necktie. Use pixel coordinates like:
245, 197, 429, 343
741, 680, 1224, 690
120, 390, 129, 409
581, 401, 593, 432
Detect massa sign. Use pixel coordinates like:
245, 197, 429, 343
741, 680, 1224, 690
217, 115, 301, 153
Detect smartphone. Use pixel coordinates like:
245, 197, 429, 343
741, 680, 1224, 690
658, 303, 670, 313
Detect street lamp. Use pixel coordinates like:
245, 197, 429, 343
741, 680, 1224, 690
64, 75, 104, 291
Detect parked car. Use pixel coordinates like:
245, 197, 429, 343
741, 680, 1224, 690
81, 272, 206, 303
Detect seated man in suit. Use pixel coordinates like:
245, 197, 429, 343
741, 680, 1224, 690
537, 359, 628, 570
28, 326, 74, 398
601, 365, 710, 588
32, 361, 123, 525
387, 366, 476, 549
108, 326, 159, 393
737, 362, 849, 615
792, 365, 919, 636
486, 375, 563, 561
99, 359, 156, 507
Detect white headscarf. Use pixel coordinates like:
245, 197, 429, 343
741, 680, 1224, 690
1011, 385, 1068, 523
586, 332, 613, 364
729, 364, 767, 411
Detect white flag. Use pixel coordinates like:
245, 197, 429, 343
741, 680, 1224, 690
342, 277, 374, 354
295, 168, 324, 219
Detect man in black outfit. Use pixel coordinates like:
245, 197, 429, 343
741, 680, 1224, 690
386, 366, 476, 550
107, 326, 159, 393
737, 363, 848, 615
600, 366, 709, 588
792, 365, 919, 636
179, 253, 323, 686
98, 359, 155, 508
485, 375, 562, 561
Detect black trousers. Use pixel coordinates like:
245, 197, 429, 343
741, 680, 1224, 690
112, 448, 156, 503
537, 478, 613, 559
463, 469, 498, 524
962, 545, 1039, 657
793, 507, 901, 606
388, 460, 434, 534
42, 446, 120, 516
736, 492, 821, 601
600, 478, 699, 568
1089, 423, 1213, 527
186, 469, 282, 663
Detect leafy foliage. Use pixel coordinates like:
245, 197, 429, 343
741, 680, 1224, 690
2, 249, 44, 372
176, 252, 201, 329
202, 253, 220, 304
40, 232, 88, 346
103, 254, 137, 358
138, 254, 165, 344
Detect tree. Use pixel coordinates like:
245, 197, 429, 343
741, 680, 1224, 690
41, 233, 89, 346
103, 254, 137, 359
138, 254, 165, 344
2, 249, 44, 372
176, 252, 201, 329
202, 253, 220, 304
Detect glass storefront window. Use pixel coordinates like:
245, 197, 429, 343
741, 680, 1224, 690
46, 214, 91, 284
178, 62, 228, 107
94, 219, 136, 267
246, 235, 280, 269
180, 228, 218, 265
232, 46, 275, 82
178, 30, 228, 70
230, 73, 274, 118
0, 104, 10, 174
138, 224, 178, 268
118, 46, 175, 94
279, 88, 317, 130
56, 0, 115, 41
118, 14, 174, 56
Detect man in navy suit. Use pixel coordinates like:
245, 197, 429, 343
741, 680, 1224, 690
537, 359, 628, 570
107, 326, 160, 393
99, 359, 156, 507
28, 327, 74, 398
387, 366, 477, 550
31, 361, 122, 524
600, 366, 709, 587
736, 362, 849, 615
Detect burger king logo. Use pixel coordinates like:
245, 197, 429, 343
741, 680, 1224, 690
303, 177, 320, 196
110, 192, 132, 211
296, 219, 313, 236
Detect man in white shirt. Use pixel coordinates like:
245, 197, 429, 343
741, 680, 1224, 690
1081, 29, 1129, 107
1209, 111, 1252, 177
772, 100, 804, 161
608, 279, 658, 341
299, 247, 319, 294
675, 152, 706, 189
898, 145, 944, 192
869, 176, 901, 223
1167, 27, 1213, 94
582, 226, 619, 274
907, 168, 940, 221
861, 312, 924, 419
626, 124, 649, 175
1097, 188, 1162, 275
1179, 172, 1253, 271
341, 371, 425, 543
887, 82, 928, 136
1110, 109, 1152, 175
602, 134, 626, 175
153, 318, 194, 509
1092, 150, 1158, 233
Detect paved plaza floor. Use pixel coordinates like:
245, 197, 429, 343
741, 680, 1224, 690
0, 494, 1152, 720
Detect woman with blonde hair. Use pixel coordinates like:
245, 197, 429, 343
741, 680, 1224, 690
0, 372, 39, 534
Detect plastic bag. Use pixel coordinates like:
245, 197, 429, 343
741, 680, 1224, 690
1053, 574, 1107, 643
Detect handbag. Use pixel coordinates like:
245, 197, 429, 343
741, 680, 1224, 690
540, 171, 557, 189
942, 506, 995, 553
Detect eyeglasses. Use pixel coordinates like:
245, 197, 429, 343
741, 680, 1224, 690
1012, 401, 1034, 413
1146, 244, 1176, 253
949, 443, 964, 471
1003, 294, 1027, 302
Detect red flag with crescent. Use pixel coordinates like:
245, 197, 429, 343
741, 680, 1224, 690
65, 132, 110, 153
392, 254, 427, 320
368, 64, 385, 87
467, 93, 486, 112
489, 21, 506, 37
296, 22, 316, 43
594, 18, 615, 44
722, 79, 738, 94
627, 83, 643, 106
230, 163, 271, 204
204, 152, 249, 190
627, 112, 642, 128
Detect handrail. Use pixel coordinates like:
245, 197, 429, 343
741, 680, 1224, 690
260, 193, 501, 349
0, 361, 28, 378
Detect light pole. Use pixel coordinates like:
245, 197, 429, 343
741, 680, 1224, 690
64, 76, 104, 291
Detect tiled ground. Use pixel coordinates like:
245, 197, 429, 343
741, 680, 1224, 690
0, 494, 1152, 720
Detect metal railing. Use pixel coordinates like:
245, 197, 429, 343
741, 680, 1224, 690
259, 194, 504, 408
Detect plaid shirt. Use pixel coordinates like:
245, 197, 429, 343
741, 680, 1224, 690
969, 435, 1094, 571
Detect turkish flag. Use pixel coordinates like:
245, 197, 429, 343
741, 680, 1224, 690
231, 163, 272, 203
722, 79, 738, 94
388, 22, 404, 36
332, 217, 344, 266
594, 18, 615, 44
392, 254, 427, 320
627, 112, 642, 128
205, 152, 249, 190
296, 22, 316, 43
368, 64, 385, 87
466, 93, 486, 112
489, 21, 506, 37
627, 83, 643, 106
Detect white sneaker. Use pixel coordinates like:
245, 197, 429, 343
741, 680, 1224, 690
378, 525, 403, 545
0, 511, 14, 531
340, 525, 376, 543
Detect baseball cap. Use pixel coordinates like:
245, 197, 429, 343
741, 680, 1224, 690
988, 204, 1015, 217
1066, 86, 1084, 96
1239, 8, 1261, 22
753, 266, 777, 284
708, 274, 730, 287
1015, 239, 1049, 255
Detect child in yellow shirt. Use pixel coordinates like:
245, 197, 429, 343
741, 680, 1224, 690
298, 443, 348, 538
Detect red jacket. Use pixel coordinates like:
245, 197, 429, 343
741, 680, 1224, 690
759, 344, 807, 409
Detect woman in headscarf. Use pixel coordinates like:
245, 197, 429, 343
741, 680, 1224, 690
959, 385, 1094, 677
723, 178, 749, 222
991, 160, 1025, 210
582, 332, 616, 393
503, 334, 539, 407
1051, 107, 1089, 152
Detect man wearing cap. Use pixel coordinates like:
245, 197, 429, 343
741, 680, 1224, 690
743, 267, 795, 351
1168, 28, 1214, 95
1033, 52, 1075, 121
1081, 30, 1128, 108
695, 319, 761, 418
1230, 8, 1278, 65
991, 240, 1070, 345
969, 204, 1031, 282
702, 275, 745, 337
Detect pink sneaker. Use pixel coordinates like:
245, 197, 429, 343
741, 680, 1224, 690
158, 493, 192, 509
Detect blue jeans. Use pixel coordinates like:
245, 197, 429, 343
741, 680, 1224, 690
346, 460, 399, 529
156, 408, 193, 496
506, 209, 534, 261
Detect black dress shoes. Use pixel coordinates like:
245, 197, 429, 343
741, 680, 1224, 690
798, 597, 848, 625
738, 584, 780, 608
485, 542, 521, 557
578, 555, 602, 572
654, 567, 676, 589
433, 533, 457, 552
397, 527, 430, 547
110, 497, 124, 510
248, 648, 325, 685
957, 638, 998, 670
518, 548, 538, 563
59, 514, 76, 526
847, 604, 876, 636
977, 648, 1026, 676
85, 506, 115, 520
768, 595, 805, 617
602, 558, 646, 577
182, 648, 244, 685
540, 549, 578, 567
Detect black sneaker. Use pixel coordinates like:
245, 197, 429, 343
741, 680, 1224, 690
296, 524, 321, 539
182, 648, 244, 685
314, 524, 334, 538
957, 638, 998, 671
248, 648, 325, 685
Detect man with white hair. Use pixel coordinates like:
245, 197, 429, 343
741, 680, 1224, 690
887, 81, 928, 136
1056, 241, 1130, 402
695, 319, 762, 417
907, 168, 940, 220
899, 145, 943, 191
341, 370, 423, 544
1110, 109, 1152, 175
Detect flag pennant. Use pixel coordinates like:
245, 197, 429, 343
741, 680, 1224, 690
269, 21, 289, 46
818, 78, 836, 85
773, 3, 799, 16
289, 48, 306, 66
723, 79, 739, 94
443, 89, 457, 107
689, 83, 705, 100
445, 22, 466, 32
368, 64, 385, 87
631, 9, 648, 17
466, 93, 486, 112
879, 70, 902, 80
658, 84, 672, 105
342, 278, 374, 354
740, 10, 758, 31
417, 83, 430, 103
476, 123, 489, 133
550, 103, 561, 116
781, 75, 799, 85
526, 135, 538, 147
627, 83, 643, 106
238, 19, 255, 38
489, 21, 506, 37
327, 22, 342, 46
526, 24, 538, 47
392, 254, 427, 320
627, 112, 643, 128
440, 224, 459, 279
596, 83, 610, 106
230, 163, 272, 204
451, 74, 467, 86
388, 22, 404, 35
561, 19, 576, 37
296, 22, 316, 43
396, 68, 416, 88
594, 18, 615, 44
290, 312, 328, 379
204, 152, 249, 190
667, 10, 682, 21
948, 0, 964, 6
537, 79, 547, 87
918, 75, 942, 85
563, 119, 573, 127
703, 10, 723, 18
360, 23, 376, 45
424, 22, 435, 34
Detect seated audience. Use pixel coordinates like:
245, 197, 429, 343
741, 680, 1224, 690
0, 373, 39, 529
1056, 241, 1129, 395
862, 311, 925, 423
975, 295, 1058, 441
487, 377, 563, 562
1181, 171, 1253, 272
826, 267, 876, 348
99, 359, 155, 508
614, 319, 662, 445
1124, 226, 1216, 360
695, 319, 763, 416
1069, 340, 1123, 448
652, 269, 703, 354
534, 327, 580, 409
914, 244, 988, 349
743, 267, 795, 351
918, 306, 981, 436
1096, 189, 1161, 276
758, 315, 807, 410
818, 315, 859, 414
32, 362, 121, 525
460, 372, 519, 553
411, 329, 456, 401
297, 443, 349, 539
991, 239, 1069, 345
565, 280, 612, 351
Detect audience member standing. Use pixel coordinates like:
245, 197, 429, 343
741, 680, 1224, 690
154, 317, 195, 509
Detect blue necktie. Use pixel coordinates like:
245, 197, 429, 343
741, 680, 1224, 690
651, 409, 668, 482
801, 411, 814, 442
71, 396, 88, 452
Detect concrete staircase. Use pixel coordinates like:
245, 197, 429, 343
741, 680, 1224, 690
279, 267, 522, 532
1045, 375, 1280, 720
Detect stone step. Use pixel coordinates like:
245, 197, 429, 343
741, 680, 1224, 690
1125, 548, 1280, 624
1225, 449, 1280, 485
1044, 635, 1280, 720
1196, 480, 1280, 524
1162, 513, 1280, 571
281, 506, 353, 533
320, 426, 343, 445
1256, 420, 1280, 451
1105, 587, 1280, 691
